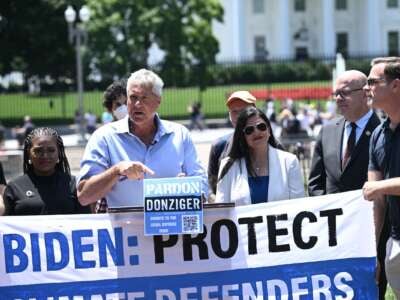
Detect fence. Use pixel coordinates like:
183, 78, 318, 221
0, 57, 373, 126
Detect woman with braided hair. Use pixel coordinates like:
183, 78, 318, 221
3, 127, 90, 215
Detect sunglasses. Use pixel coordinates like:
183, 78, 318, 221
366, 78, 387, 86
243, 122, 268, 135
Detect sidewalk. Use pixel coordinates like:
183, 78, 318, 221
0, 127, 234, 179
2, 127, 233, 150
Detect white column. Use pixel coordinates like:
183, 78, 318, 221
366, 0, 381, 56
277, 0, 291, 58
232, 0, 245, 62
321, 0, 335, 57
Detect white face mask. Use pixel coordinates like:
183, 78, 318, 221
113, 104, 128, 120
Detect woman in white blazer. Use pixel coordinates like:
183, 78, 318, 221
216, 107, 305, 205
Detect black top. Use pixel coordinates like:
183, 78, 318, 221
369, 119, 400, 240
207, 133, 232, 194
0, 162, 6, 185
4, 170, 90, 215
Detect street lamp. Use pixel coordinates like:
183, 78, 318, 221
64, 5, 90, 144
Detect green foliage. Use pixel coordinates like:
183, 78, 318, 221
205, 60, 334, 86
0, 81, 331, 125
0, 0, 79, 81
85, 0, 223, 85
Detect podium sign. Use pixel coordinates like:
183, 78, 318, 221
143, 176, 203, 235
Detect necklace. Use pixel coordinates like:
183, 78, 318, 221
253, 165, 267, 176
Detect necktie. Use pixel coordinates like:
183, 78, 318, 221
342, 122, 357, 169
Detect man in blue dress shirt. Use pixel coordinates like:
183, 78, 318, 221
78, 69, 207, 208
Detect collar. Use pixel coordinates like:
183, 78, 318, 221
345, 110, 373, 130
113, 114, 173, 138
382, 117, 400, 132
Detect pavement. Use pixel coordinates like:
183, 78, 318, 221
0, 127, 234, 180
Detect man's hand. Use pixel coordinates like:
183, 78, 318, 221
363, 181, 384, 201
117, 161, 155, 180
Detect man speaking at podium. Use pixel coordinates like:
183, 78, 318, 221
77, 69, 207, 208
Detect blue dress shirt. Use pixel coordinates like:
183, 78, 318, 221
79, 115, 208, 207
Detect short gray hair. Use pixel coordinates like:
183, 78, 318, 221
370, 56, 400, 66
127, 68, 164, 97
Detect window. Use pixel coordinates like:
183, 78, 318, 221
336, 0, 347, 10
387, 0, 398, 8
388, 31, 399, 56
252, 0, 264, 14
254, 36, 268, 61
295, 47, 309, 60
336, 32, 348, 58
294, 0, 306, 12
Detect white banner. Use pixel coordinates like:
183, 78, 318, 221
0, 190, 377, 299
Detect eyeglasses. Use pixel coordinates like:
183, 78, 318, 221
331, 87, 364, 98
366, 78, 387, 86
243, 122, 267, 135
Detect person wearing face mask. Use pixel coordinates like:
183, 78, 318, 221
102, 79, 128, 121
95, 80, 129, 212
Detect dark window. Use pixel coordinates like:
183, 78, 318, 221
336, 32, 348, 58
388, 31, 399, 56
295, 47, 309, 60
336, 0, 347, 10
254, 36, 268, 61
387, 0, 398, 8
294, 0, 306, 11
253, 0, 265, 13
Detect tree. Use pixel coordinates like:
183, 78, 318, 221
85, 0, 223, 87
0, 0, 223, 90
0, 0, 83, 89
154, 0, 223, 87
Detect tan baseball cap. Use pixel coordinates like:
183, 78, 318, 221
226, 91, 257, 106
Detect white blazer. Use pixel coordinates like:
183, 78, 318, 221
215, 146, 305, 205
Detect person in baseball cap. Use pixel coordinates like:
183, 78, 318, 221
208, 91, 257, 200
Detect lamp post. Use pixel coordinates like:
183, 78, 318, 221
64, 5, 90, 144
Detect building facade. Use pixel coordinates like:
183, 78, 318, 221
213, 0, 400, 62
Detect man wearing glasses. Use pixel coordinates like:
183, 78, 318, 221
308, 70, 380, 197
363, 59, 400, 298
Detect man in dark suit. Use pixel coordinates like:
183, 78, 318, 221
308, 69, 383, 296
309, 70, 380, 195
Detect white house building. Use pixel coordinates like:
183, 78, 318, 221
213, 0, 400, 62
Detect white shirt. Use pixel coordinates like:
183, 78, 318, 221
341, 110, 373, 160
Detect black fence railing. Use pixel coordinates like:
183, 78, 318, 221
0, 57, 374, 126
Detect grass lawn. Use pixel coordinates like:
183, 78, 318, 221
386, 287, 396, 299
0, 81, 331, 123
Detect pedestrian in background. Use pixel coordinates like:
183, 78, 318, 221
102, 79, 128, 122
187, 101, 206, 131
97, 79, 128, 213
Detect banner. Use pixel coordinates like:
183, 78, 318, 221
0, 190, 377, 299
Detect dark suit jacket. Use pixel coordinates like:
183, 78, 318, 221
308, 112, 381, 196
